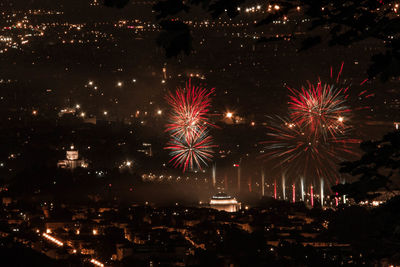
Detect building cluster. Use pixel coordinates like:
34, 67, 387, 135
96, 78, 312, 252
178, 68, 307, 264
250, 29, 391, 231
1, 195, 368, 266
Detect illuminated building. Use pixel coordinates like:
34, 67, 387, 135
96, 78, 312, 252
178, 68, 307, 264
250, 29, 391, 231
58, 107, 76, 117
57, 146, 88, 170
210, 192, 241, 212
137, 143, 153, 156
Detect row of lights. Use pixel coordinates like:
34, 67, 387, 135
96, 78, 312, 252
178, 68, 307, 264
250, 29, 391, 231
43, 231, 104, 265
90, 258, 104, 267
43, 233, 63, 246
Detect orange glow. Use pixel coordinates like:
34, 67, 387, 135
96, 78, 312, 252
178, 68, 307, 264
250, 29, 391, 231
43, 233, 63, 246
90, 259, 104, 267
210, 199, 238, 205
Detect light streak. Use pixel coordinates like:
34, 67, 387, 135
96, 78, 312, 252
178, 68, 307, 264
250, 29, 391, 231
292, 184, 295, 203
212, 163, 216, 188
43, 233, 63, 246
261, 169, 265, 196
320, 178, 324, 207
311, 185, 314, 207
90, 259, 104, 267
210, 199, 239, 205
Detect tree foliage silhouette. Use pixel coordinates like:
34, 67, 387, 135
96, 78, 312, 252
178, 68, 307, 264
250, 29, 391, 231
333, 131, 400, 202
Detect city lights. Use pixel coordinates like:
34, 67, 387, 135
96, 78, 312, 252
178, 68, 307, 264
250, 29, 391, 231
43, 233, 63, 246
0, 1, 397, 265
90, 259, 104, 267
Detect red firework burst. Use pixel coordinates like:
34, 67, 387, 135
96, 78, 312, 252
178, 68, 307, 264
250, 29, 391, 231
165, 80, 216, 172
165, 129, 217, 172
287, 62, 374, 140
262, 116, 360, 185
165, 80, 215, 143
263, 63, 372, 185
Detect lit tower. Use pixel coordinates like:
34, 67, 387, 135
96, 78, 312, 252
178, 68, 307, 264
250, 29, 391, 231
320, 178, 324, 207
310, 185, 314, 207
292, 184, 295, 203
261, 169, 265, 197
212, 163, 216, 188
248, 176, 252, 192
234, 158, 242, 192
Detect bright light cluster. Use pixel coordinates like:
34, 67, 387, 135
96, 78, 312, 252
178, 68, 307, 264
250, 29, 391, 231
90, 259, 104, 267
43, 233, 63, 246
210, 199, 238, 205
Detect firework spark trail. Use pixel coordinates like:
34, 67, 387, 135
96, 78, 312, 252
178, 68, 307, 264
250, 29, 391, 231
288, 62, 373, 140
165, 80, 215, 143
165, 80, 216, 171
262, 115, 359, 185
165, 129, 217, 172
287, 82, 351, 140
262, 63, 373, 186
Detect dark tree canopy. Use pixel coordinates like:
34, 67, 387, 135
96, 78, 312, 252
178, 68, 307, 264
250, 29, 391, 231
104, 0, 400, 81
333, 131, 400, 202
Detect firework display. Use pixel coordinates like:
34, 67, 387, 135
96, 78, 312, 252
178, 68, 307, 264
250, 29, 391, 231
165, 80, 215, 143
262, 116, 359, 185
165, 129, 216, 172
287, 82, 351, 140
263, 63, 371, 186
165, 80, 216, 171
